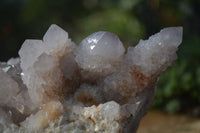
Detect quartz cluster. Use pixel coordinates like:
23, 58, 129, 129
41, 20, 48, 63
0, 24, 182, 133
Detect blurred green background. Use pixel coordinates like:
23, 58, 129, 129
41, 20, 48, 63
0, 0, 200, 114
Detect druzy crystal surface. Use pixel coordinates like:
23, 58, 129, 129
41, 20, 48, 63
0, 24, 182, 133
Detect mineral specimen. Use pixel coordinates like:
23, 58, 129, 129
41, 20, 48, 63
0, 24, 182, 133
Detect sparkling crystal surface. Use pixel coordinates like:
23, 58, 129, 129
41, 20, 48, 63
0, 24, 182, 133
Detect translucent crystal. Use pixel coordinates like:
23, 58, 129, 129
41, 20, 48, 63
75, 31, 125, 79
0, 25, 182, 133
19, 40, 45, 72
0, 69, 20, 105
18, 24, 76, 106
125, 27, 183, 76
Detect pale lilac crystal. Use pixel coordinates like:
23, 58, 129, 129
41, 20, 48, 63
0, 25, 182, 133
125, 27, 183, 76
75, 31, 125, 73
0, 69, 19, 105
18, 25, 76, 106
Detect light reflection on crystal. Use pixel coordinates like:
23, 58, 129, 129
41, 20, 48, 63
0, 25, 182, 133
2, 66, 11, 73
90, 45, 96, 50
88, 38, 98, 44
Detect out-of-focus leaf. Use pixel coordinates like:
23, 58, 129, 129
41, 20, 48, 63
76, 9, 145, 45
165, 99, 180, 113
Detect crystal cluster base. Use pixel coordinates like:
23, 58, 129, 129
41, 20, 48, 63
0, 24, 182, 133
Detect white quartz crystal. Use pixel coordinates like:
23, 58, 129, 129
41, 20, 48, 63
0, 69, 20, 105
0, 24, 182, 133
43, 24, 75, 56
75, 31, 125, 79
19, 40, 45, 72
82, 101, 121, 132
43, 24, 69, 47
7, 58, 20, 65
21, 101, 63, 132
126, 27, 183, 76
18, 24, 76, 106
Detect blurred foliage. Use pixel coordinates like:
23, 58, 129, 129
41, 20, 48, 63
0, 0, 200, 113
154, 34, 200, 113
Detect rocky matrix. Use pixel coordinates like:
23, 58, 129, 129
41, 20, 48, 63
0, 24, 182, 133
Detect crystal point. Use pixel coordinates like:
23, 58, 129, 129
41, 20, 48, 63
43, 24, 69, 47
0, 25, 182, 133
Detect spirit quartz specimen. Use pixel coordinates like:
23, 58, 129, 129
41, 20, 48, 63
0, 24, 182, 133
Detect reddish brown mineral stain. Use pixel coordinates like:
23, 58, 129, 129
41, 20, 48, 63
76, 92, 99, 106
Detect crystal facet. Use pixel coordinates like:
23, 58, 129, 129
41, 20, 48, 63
0, 24, 182, 133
